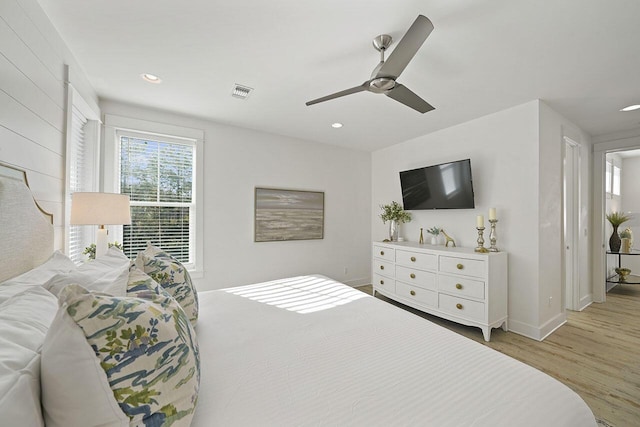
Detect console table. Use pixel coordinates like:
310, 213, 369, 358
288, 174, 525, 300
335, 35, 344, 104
372, 241, 508, 341
606, 250, 640, 291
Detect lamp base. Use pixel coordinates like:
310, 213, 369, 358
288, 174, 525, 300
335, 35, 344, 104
96, 227, 108, 258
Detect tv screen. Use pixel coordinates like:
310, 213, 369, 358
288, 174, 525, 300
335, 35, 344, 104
400, 159, 475, 210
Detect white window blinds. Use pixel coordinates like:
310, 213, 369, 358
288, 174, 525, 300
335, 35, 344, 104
67, 106, 91, 263
119, 134, 195, 264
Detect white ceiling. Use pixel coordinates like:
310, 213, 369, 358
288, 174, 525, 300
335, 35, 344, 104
38, 0, 640, 152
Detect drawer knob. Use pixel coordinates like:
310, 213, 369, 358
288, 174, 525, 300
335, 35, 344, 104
456, 303, 463, 310
380, 280, 384, 285
456, 263, 464, 270
410, 273, 416, 279
410, 290, 416, 296
380, 265, 384, 270
456, 283, 463, 290
380, 251, 384, 256
410, 256, 416, 262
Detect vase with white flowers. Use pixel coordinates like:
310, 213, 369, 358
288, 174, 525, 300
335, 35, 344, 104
380, 201, 411, 242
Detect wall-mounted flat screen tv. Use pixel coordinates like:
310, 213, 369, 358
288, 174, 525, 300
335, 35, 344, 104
399, 159, 475, 210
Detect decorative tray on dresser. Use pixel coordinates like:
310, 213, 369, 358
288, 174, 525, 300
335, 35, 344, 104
372, 241, 508, 341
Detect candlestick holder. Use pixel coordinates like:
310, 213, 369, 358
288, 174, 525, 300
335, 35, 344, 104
475, 227, 489, 253
488, 219, 499, 252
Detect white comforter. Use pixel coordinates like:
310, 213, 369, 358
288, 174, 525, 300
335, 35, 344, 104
192, 275, 596, 426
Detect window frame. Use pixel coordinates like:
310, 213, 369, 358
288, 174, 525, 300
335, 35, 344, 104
103, 115, 204, 277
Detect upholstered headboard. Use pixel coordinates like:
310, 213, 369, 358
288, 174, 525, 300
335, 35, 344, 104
0, 162, 54, 282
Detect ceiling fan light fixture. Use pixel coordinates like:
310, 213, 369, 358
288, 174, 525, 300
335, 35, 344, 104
141, 73, 161, 83
232, 84, 253, 100
620, 104, 640, 112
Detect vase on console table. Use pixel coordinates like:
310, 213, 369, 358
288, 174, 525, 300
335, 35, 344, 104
389, 220, 399, 242
609, 225, 621, 253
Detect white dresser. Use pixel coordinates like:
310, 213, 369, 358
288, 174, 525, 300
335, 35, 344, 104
372, 241, 508, 341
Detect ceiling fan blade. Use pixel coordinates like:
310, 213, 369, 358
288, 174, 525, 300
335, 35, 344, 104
385, 83, 434, 113
306, 82, 369, 106
376, 15, 434, 79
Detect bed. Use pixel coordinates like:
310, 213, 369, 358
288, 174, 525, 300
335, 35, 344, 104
0, 162, 597, 426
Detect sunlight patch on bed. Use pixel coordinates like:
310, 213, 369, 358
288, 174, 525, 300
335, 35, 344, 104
223, 276, 367, 313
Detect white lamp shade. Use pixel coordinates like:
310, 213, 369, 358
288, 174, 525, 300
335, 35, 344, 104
70, 192, 131, 225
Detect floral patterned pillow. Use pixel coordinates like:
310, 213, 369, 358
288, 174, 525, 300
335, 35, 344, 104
135, 244, 199, 326
50, 284, 200, 426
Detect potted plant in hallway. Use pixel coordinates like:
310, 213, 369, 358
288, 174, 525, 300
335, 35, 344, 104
380, 201, 411, 242
606, 211, 631, 253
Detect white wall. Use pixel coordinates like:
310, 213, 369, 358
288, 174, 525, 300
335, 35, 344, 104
99, 100, 372, 291
372, 100, 592, 340
538, 102, 592, 317
0, 0, 98, 249
373, 101, 541, 337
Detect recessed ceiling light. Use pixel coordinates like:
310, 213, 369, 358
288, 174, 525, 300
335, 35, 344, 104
620, 104, 640, 112
331, 122, 343, 128
141, 73, 162, 83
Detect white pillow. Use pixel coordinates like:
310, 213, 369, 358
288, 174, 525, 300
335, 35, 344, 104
77, 246, 130, 277
0, 286, 59, 427
41, 283, 200, 427
0, 251, 76, 304
44, 266, 129, 297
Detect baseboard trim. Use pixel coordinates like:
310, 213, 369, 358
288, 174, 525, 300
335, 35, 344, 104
507, 312, 566, 342
578, 294, 593, 311
343, 277, 370, 287
539, 312, 567, 341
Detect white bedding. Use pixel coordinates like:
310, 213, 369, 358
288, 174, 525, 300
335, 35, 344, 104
192, 275, 596, 426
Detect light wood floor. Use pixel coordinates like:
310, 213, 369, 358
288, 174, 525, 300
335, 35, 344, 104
356, 284, 640, 427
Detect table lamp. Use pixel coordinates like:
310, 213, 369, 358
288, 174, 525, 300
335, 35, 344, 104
70, 192, 131, 258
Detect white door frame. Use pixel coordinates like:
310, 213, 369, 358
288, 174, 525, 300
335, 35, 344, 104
592, 131, 640, 303
563, 136, 580, 310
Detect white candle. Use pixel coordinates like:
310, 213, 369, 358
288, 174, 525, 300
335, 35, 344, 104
489, 208, 497, 220
476, 215, 484, 228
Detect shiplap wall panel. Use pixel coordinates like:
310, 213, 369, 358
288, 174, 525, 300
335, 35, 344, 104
0, 0, 99, 252
0, 126, 63, 180
0, 91, 64, 154
0, 54, 65, 130
0, 20, 65, 109
0, 0, 65, 82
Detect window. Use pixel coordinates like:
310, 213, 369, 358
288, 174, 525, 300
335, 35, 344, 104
118, 132, 195, 264
103, 114, 204, 275
613, 165, 621, 196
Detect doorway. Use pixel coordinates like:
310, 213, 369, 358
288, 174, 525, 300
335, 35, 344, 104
592, 135, 640, 303
563, 137, 580, 310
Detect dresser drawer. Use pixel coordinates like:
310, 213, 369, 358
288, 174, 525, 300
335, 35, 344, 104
396, 250, 437, 271
439, 256, 486, 278
396, 266, 436, 291
373, 245, 395, 261
374, 259, 394, 278
439, 294, 485, 322
396, 281, 437, 307
438, 275, 485, 300
372, 274, 395, 292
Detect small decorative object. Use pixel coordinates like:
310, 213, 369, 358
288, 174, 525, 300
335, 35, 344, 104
475, 215, 488, 253
606, 211, 631, 253
380, 201, 411, 242
615, 267, 631, 282
620, 227, 633, 250
440, 229, 456, 247
426, 227, 441, 245
621, 238, 631, 253
419, 228, 424, 244
488, 219, 499, 252
83, 242, 124, 260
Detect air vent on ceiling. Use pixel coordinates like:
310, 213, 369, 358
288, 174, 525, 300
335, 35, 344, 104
232, 84, 253, 100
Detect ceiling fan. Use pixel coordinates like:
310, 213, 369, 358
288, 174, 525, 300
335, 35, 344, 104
306, 15, 435, 114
